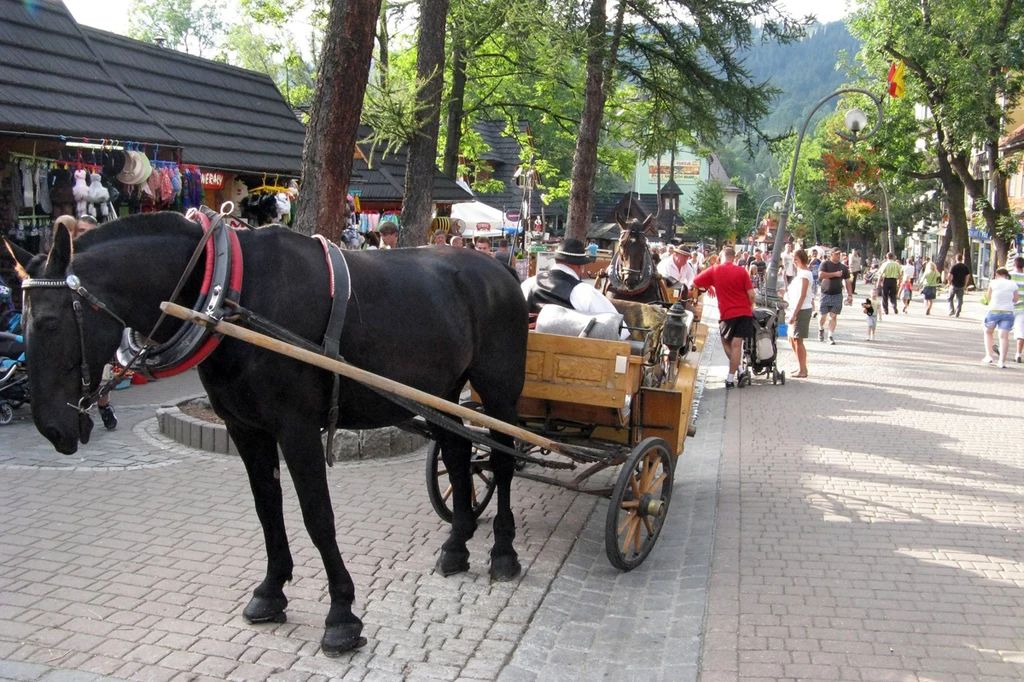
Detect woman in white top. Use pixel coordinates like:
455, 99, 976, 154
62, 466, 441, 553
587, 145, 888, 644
785, 249, 814, 378
983, 267, 1020, 367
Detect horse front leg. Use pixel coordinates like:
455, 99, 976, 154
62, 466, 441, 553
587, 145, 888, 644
225, 422, 293, 624
277, 426, 364, 656
436, 430, 477, 576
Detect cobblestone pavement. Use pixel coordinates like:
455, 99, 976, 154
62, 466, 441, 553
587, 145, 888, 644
701, 293, 1024, 682
499, 338, 724, 682
0, 368, 603, 682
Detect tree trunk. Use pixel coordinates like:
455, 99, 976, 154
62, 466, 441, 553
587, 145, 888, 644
377, 2, 390, 89
442, 36, 467, 180
935, 199, 953, 272
602, 0, 625, 100
294, 0, 383, 240
399, 0, 450, 247
986, 139, 1010, 267
564, 0, 608, 242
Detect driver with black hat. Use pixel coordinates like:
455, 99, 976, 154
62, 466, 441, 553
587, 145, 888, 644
521, 237, 621, 318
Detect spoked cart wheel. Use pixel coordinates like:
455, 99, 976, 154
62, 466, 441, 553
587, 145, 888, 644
605, 438, 674, 571
0, 403, 13, 425
425, 402, 497, 523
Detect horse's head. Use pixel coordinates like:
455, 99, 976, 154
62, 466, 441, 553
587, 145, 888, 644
5, 227, 128, 454
615, 214, 654, 289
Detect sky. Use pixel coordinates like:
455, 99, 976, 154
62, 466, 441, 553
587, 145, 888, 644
64, 0, 853, 38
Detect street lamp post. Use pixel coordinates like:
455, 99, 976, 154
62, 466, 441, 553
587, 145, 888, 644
751, 193, 784, 245
766, 88, 884, 304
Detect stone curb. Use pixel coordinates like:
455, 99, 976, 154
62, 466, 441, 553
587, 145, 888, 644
156, 400, 429, 460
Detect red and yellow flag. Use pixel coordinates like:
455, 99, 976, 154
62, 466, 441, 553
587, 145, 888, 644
887, 60, 905, 98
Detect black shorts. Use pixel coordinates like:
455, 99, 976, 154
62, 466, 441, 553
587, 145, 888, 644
719, 315, 756, 341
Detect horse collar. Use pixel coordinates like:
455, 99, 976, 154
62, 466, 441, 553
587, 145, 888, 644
116, 206, 244, 379
606, 249, 655, 295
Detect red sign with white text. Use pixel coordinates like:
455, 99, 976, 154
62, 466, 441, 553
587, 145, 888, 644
201, 171, 225, 189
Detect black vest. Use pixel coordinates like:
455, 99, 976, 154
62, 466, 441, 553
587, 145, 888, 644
526, 269, 579, 313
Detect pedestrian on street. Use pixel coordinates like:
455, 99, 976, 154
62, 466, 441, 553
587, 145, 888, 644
862, 298, 877, 341
849, 249, 862, 294
379, 221, 399, 248
785, 249, 812, 378
816, 248, 853, 345
782, 242, 797, 285
692, 247, 756, 389
899, 276, 913, 314
809, 248, 822, 309
1011, 256, 1024, 363
918, 261, 941, 315
901, 257, 917, 312
878, 253, 902, 315
981, 268, 1019, 368
947, 253, 970, 317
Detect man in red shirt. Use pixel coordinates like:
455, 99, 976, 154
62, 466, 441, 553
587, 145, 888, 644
693, 247, 756, 388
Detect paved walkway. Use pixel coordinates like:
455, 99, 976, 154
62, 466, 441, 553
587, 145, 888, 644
2, 289, 1023, 682
702, 293, 1024, 682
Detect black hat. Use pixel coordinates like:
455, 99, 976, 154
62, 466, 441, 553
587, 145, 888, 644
553, 238, 595, 265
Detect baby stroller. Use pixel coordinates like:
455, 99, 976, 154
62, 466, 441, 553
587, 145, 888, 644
0, 331, 29, 425
738, 306, 785, 386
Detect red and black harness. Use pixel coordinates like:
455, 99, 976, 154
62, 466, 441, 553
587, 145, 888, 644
22, 205, 352, 462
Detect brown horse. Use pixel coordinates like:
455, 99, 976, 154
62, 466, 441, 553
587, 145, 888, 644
598, 215, 672, 305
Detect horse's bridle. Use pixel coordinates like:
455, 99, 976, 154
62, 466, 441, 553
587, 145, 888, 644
20, 207, 240, 429
607, 228, 656, 295
21, 274, 129, 420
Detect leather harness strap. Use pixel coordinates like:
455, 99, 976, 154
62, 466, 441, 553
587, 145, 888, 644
312, 234, 351, 467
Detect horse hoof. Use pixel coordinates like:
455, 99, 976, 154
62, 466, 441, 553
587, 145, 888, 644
243, 595, 288, 624
489, 555, 522, 582
436, 550, 470, 577
321, 624, 367, 657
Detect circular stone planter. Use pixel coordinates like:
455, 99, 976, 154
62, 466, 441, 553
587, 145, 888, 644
158, 397, 429, 461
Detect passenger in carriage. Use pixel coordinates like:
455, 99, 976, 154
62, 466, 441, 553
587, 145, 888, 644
521, 238, 620, 316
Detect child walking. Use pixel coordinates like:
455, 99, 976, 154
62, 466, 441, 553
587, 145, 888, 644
899, 278, 913, 313
862, 298, 877, 341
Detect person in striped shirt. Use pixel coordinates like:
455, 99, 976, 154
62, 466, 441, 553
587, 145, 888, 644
877, 253, 903, 315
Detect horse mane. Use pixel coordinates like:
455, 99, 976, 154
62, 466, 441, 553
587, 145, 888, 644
74, 212, 201, 251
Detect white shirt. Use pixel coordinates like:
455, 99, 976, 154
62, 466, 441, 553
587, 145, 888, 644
849, 253, 861, 272
786, 269, 813, 310
521, 263, 628, 339
657, 257, 697, 287
902, 263, 916, 280
782, 251, 796, 276
988, 278, 1019, 311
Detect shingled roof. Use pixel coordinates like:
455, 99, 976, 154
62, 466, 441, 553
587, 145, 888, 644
82, 27, 306, 176
0, 0, 306, 175
352, 126, 473, 204
0, 0, 176, 144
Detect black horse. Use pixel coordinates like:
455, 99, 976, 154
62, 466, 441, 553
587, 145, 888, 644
4, 212, 528, 656
598, 215, 671, 305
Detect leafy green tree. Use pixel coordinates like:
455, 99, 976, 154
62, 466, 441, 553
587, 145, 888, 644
563, 0, 809, 241
684, 180, 735, 246
127, 0, 226, 57
222, 23, 315, 108
850, 0, 1024, 271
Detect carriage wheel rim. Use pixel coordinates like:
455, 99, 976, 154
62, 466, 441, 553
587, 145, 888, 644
607, 439, 673, 569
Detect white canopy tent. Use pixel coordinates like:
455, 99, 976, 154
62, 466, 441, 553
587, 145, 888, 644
451, 201, 508, 231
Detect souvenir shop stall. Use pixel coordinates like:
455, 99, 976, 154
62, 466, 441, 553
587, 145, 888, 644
0, 135, 207, 254
217, 172, 300, 228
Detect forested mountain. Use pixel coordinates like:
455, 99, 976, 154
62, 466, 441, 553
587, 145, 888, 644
744, 21, 862, 136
